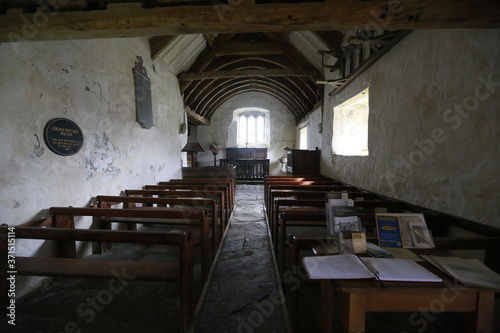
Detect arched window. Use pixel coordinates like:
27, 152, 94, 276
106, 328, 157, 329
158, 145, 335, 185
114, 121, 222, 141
234, 108, 268, 147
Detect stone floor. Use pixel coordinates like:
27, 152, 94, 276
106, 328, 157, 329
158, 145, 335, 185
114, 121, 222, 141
191, 184, 289, 333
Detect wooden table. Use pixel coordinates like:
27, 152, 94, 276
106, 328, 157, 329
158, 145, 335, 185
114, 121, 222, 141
318, 261, 497, 333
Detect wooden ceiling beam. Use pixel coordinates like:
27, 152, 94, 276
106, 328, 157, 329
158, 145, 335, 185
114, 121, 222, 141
149, 35, 176, 60
179, 68, 320, 81
185, 106, 210, 126
214, 41, 285, 56
1, 1, 498, 43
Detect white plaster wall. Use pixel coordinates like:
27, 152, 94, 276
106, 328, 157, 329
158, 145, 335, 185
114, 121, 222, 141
195, 92, 296, 175
297, 106, 323, 151
319, 30, 500, 227
0, 38, 187, 297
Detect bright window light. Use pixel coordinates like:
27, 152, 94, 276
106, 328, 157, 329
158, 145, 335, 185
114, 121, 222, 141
235, 109, 267, 147
299, 126, 308, 149
332, 88, 369, 156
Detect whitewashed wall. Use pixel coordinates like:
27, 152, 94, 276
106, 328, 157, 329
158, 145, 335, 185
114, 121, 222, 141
0, 38, 187, 296
195, 92, 296, 175
313, 30, 499, 227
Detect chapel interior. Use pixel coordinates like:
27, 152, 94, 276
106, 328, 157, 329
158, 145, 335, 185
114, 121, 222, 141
0, 1, 499, 332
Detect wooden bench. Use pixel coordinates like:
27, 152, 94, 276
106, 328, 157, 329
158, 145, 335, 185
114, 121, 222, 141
165, 177, 235, 203
49, 206, 212, 281
0, 226, 194, 331
265, 184, 356, 217
160, 178, 234, 214
142, 185, 229, 229
123, 189, 227, 235
270, 198, 406, 250
264, 180, 347, 210
95, 195, 221, 253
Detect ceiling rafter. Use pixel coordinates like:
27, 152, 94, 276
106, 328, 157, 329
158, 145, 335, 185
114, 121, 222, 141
180, 32, 323, 123
200, 82, 305, 120
149, 35, 176, 60
196, 77, 310, 119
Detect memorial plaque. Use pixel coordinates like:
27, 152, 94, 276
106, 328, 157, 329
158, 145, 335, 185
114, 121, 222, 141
43, 118, 84, 156
133, 56, 154, 129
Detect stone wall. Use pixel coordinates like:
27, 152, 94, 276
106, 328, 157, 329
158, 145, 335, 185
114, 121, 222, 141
311, 29, 499, 226
0, 38, 187, 296
194, 92, 296, 175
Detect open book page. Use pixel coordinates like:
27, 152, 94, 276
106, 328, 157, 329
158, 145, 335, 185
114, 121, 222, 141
421, 255, 500, 289
359, 257, 442, 282
303, 255, 442, 282
303, 254, 375, 280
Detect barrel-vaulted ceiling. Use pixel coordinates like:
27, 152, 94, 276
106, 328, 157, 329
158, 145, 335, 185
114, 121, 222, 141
0, 1, 497, 124
176, 32, 327, 123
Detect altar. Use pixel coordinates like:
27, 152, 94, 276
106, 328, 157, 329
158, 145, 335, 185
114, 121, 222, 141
220, 148, 269, 181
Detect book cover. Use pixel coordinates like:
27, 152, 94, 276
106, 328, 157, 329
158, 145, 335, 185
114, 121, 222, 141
376, 214, 403, 247
333, 206, 365, 253
376, 213, 434, 249
326, 198, 352, 235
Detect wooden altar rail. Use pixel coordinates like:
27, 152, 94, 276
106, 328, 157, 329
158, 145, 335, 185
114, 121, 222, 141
219, 159, 269, 181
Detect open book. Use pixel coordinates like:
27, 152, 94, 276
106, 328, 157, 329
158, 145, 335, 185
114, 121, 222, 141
303, 254, 442, 282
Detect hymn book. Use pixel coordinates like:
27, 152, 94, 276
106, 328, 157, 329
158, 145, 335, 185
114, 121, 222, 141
303, 254, 442, 282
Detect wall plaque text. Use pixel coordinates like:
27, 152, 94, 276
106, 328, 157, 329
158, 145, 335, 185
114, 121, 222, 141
43, 118, 84, 156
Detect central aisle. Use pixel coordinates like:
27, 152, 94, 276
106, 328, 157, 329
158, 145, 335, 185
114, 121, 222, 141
191, 184, 290, 333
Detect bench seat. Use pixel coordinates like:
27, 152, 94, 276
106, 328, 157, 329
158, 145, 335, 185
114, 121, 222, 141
16, 257, 180, 281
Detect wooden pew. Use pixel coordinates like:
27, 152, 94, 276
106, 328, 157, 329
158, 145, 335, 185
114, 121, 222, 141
264, 181, 349, 211
267, 190, 376, 234
95, 195, 221, 253
49, 206, 211, 281
265, 184, 356, 217
0, 226, 194, 331
163, 178, 236, 211
160, 178, 234, 213
124, 189, 227, 234
143, 185, 229, 229
271, 198, 406, 250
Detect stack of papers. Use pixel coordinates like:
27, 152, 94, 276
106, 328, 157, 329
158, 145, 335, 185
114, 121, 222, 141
421, 255, 500, 289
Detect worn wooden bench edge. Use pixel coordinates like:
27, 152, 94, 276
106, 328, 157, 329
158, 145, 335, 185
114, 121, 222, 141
16, 257, 180, 281
0, 226, 194, 331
